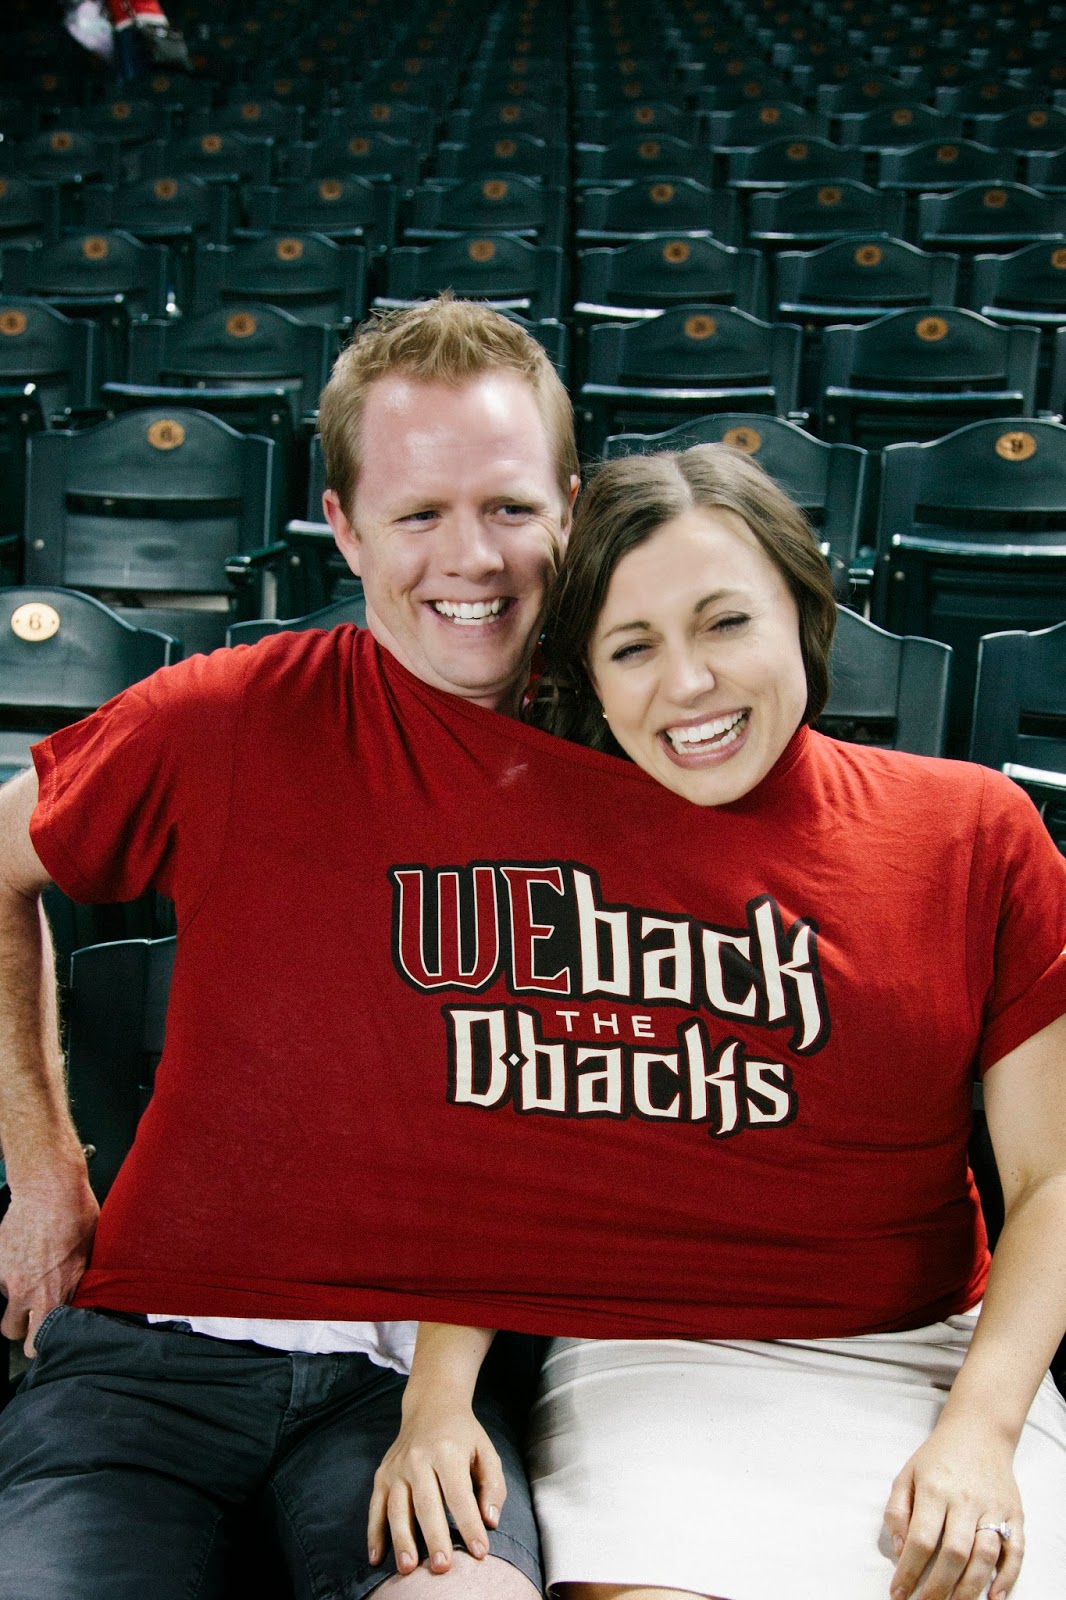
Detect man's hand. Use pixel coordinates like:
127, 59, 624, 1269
367, 1392, 507, 1576
0, 1167, 98, 1356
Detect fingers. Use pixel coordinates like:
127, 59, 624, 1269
890, 1508, 1024, 1600
474, 1440, 507, 1533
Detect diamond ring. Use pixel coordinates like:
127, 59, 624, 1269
976, 1521, 1014, 1541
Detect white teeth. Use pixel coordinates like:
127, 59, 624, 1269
666, 710, 747, 752
433, 599, 506, 624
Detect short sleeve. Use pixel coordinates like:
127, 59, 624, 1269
969, 769, 1066, 1073
30, 647, 252, 913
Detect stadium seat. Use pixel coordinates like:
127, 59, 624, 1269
969, 620, 1066, 854
575, 135, 714, 188
190, 234, 367, 330
403, 177, 567, 248
579, 306, 803, 455
817, 307, 1039, 449
227, 592, 368, 646
287, 133, 421, 195
816, 607, 952, 756
0, 586, 180, 782
435, 134, 569, 185
917, 183, 1066, 255
142, 132, 276, 189
574, 236, 766, 328
874, 417, 1066, 752
603, 412, 869, 597
0, 298, 98, 420
747, 180, 906, 251
22, 409, 281, 655
374, 236, 565, 320
877, 140, 1015, 195
0, 177, 61, 250
575, 178, 739, 247
241, 179, 397, 254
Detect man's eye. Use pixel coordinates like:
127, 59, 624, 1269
498, 503, 535, 517
403, 509, 438, 524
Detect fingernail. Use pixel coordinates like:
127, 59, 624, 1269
432, 1551, 450, 1572
891, 1587, 905, 1600
472, 1539, 487, 1559
368, 1546, 379, 1566
486, 1504, 500, 1526
398, 1552, 416, 1574
893, 1535, 904, 1557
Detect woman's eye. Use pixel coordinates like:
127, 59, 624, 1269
610, 641, 649, 663
711, 613, 750, 633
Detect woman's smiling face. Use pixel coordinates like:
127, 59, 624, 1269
587, 505, 809, 806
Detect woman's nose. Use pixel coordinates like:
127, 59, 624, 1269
661, 644, 716, 702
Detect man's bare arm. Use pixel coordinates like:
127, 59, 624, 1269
0, 769, 98, 1356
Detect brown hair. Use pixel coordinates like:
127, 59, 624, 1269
317, 295, 578, 515
529, 444, 837, 752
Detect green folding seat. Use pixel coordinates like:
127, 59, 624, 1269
374, 235, 565, 321
0, 585, 180, 781
575, 179, 739, 247
918, 183, 1066, 255
747, 181, 905, 251
969, 241, 1066, 398
432, 133, 569, 185
969, 619, 1066, 853
574, 103, 702, 146
575, 135, 714, 188
574, 236, 766, 330
970, 106, 1066, 153
0, 177, 61, 249
192, 99, 307, 144
874, 417, 1066, 753
835, 104, 965, 153
0, 297, 98, 420
818, 306, 1039, 449
725, 136, 864, 191
190, 233, 367, 330
242, 179, 397, 255
578, 306, 803, 456
403, 177, 567, 248
23, 408, 281, 656
603, 412, 869, 597
877, 141, 1015, 194
816, 607, 953, 756
142, 132, 276, 189
287, 132, 421, 196
1, 230, 169, 387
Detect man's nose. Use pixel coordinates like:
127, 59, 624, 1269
439, 513, 507, 578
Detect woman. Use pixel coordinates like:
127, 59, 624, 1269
367, 446, 1066, 1600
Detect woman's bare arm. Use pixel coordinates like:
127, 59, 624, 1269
368, 1322, 502, 1574
884, 1011, 1066, 1600
0, 769, 99, 1355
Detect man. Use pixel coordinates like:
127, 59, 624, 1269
0, 297, 579, 1600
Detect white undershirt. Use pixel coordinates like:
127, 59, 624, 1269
146, 1317, 417, 1373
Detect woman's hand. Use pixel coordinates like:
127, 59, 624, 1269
367, 1390, 506, 1575
883, 1415, 1023, 1600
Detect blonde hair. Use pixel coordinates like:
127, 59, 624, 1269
318, 295, 578, 515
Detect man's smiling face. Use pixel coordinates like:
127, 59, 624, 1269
325, 371, 575, 715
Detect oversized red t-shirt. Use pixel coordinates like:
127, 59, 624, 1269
30, 628, 1066, 1339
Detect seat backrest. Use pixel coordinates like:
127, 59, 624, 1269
775, 235, 959, 314
576, 178, 739, 247
0, 297, 98, 417
576, 235, 765, 316
2, 230, 169, 318
379, 236, 565, 320
878, 140, 1014, 191
191, 234, 367, 328
23, 409, 276, 595
747, 180, 906, 248
603, 412, 868, 579
585, 305, 799, 397
970, 241, 1066, 315
822, 306, 1039, 393
83, 175, 231, 245
918, 183, 1066, 248
0, 586, 180, 779
226, 592, 367, 645
243, 178, 397, 253
969, 620, 1066, 778
66, 936, 176, 1200
817, 606, 952, 756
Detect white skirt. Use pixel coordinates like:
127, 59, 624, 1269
527, 1312, 1066, 1600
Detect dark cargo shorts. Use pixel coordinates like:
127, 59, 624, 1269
0, 1306, 542, 1600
